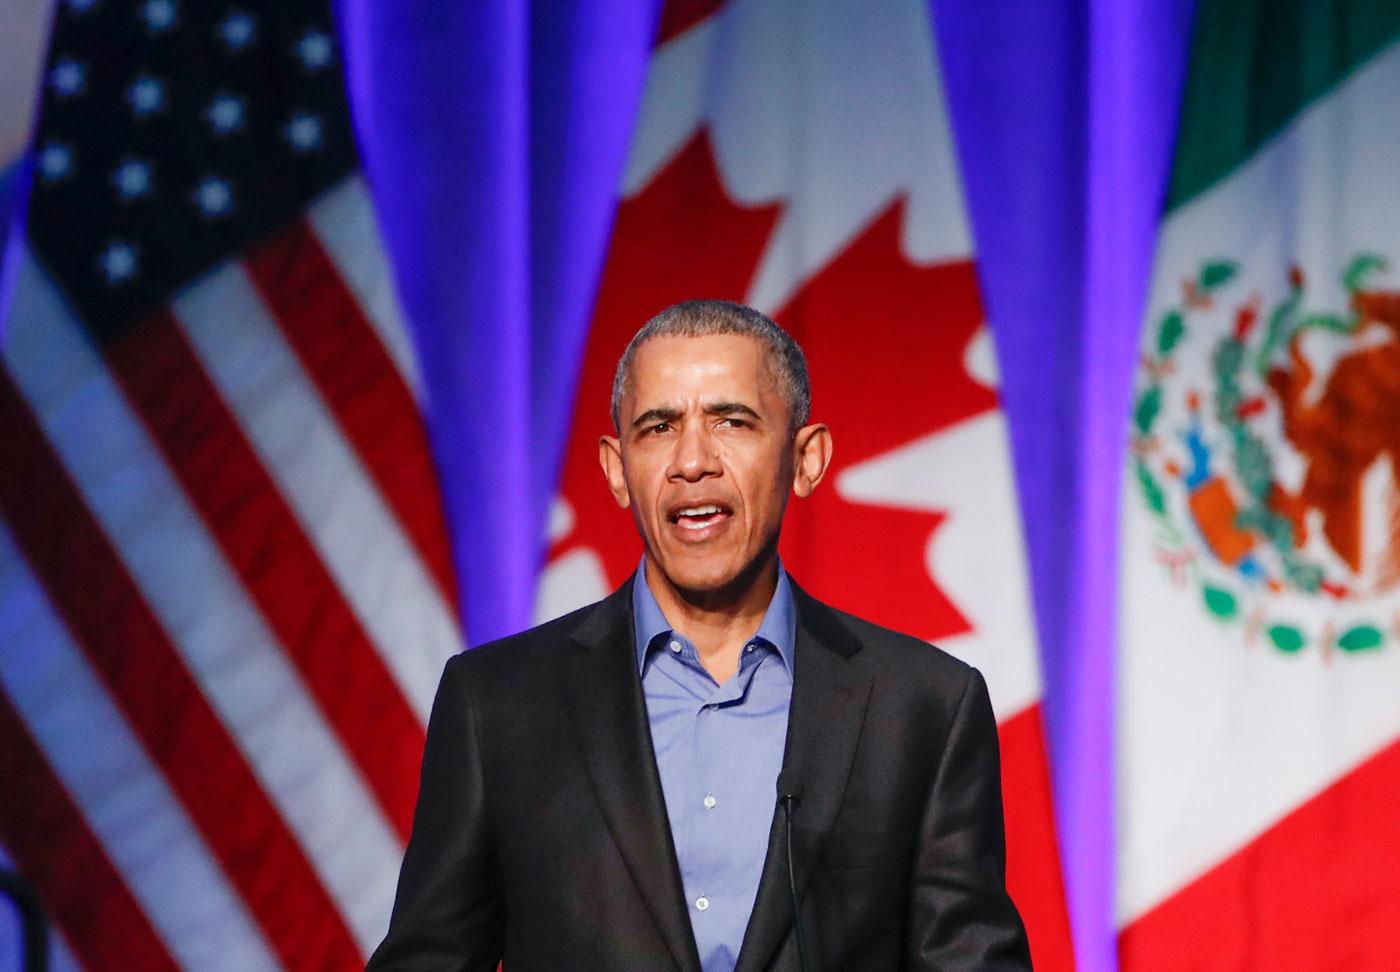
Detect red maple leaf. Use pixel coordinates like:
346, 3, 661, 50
774, 199, 996, 641
548, 131, 783, 584
551, 137, 993, 645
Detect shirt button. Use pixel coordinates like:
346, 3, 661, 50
745, 644, 755, 653
669, 639, 682, 653
703, 793, 717, 809
695, 896, 710, 911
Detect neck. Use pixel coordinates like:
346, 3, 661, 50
643, 552, 779, 681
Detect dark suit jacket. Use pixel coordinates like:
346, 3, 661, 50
367, 577, 1030, 971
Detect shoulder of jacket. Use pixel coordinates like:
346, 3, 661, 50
814, 597, 978, 688
443, 595, 615, 681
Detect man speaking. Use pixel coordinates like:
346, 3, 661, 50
368, 300, 1031, 970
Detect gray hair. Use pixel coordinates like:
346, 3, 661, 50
610, 299, 812, 434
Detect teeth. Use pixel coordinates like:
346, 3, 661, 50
678, 505, 721, 517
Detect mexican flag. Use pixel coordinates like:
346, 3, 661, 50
1119, 2, 1400, 967
535, 1, 1073, 966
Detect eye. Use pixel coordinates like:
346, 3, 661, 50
719, 417, 750, 429
648, 422, 671, 434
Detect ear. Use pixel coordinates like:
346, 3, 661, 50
598, 435, 631, 508
791, 423, 832, 498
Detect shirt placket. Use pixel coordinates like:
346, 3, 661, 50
687, 644, 765, 924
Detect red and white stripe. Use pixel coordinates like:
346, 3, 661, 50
0, 176, 462, 970
0, 524, 279, 970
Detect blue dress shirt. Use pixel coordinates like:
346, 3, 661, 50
633, 561, 796, 972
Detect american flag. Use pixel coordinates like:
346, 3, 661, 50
0, 1, 463, 968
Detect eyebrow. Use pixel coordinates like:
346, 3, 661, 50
703, 401, 761, 421
629, 401, 763, 430
631, 407, 682, 430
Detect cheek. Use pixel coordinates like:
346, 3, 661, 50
730, 459, 787, 525
621, 455, 662, 499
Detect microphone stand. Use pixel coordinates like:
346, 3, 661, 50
0, 867, 49, 972
779, 790, 811, 972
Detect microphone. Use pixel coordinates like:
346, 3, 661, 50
777, 775, 811, 972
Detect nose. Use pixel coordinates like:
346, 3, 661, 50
668, 420, 721, 482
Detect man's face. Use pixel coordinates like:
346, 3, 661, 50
599, 333, 827, 599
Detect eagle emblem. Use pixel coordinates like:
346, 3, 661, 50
1132, 256, 1399, 655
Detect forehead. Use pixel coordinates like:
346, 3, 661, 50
626, 332, 773, 400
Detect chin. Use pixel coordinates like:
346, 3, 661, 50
654, 551, 743, 595
671, 564, 738, 595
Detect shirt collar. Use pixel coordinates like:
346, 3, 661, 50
632, 556, 797, 673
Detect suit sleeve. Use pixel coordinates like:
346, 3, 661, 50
366, 655, 504, 972
905, 667, 1032, 970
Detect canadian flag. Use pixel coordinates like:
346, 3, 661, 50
535, 2, 1073, 966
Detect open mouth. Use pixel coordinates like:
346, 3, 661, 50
668, 502, 733, 532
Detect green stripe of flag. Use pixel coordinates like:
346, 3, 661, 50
1166, 0, 1400, 213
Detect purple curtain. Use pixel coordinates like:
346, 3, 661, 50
335, 0, 657, 645
935, 2, 1196, 967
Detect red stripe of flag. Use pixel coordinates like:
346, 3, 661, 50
0, 369, 363, 971
1119, 734, 1400, 970
655, 0, 726, 45
103, 310, 425, 841
0, 684, 180, 972
244, 221, 460, 614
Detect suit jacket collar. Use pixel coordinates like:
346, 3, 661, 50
559, 577, 702, 972
559, 576, 873, 972
733, 581, 873, 972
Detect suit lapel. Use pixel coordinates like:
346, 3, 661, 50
557, 580, 703, 972
734, 584, 874, 972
